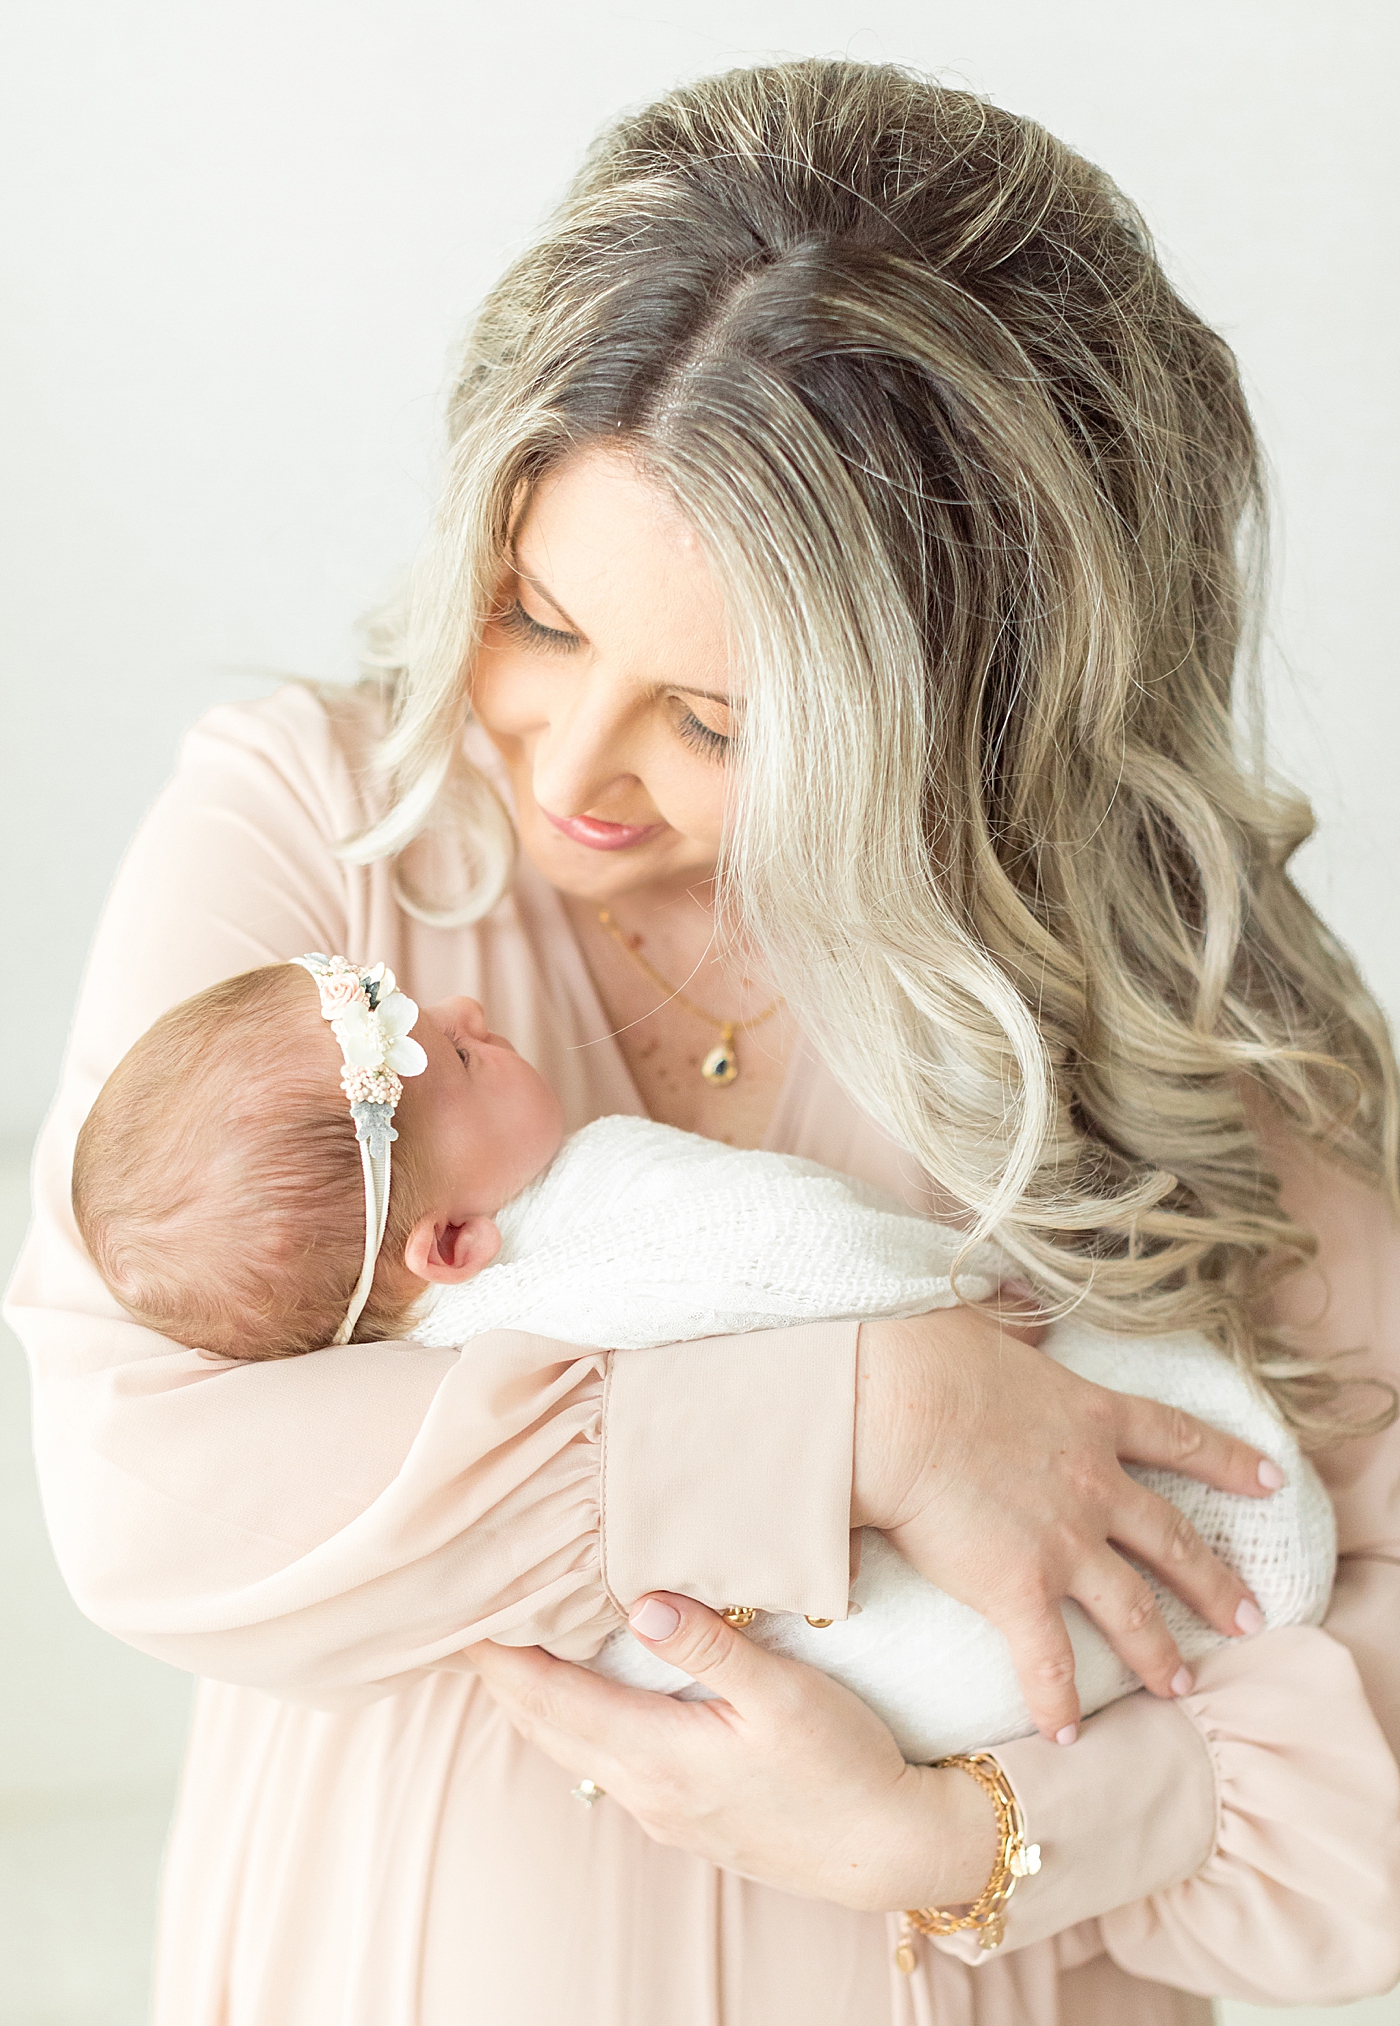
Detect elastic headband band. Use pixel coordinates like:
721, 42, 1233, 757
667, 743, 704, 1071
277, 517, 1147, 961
293, 954, 427, 1344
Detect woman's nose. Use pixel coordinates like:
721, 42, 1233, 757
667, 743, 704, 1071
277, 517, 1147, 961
530, 675, 649, 818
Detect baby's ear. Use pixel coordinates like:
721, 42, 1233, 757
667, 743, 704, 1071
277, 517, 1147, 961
404, 1213, 501, 1285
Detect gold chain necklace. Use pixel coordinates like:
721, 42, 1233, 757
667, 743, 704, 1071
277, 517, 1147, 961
595, 908, 783, 1087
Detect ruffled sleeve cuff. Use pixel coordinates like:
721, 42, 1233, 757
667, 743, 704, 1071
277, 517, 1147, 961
1100, 1625, 1400, 2005
935, 1628, 1400, 2000
598, 1320, 860, 1623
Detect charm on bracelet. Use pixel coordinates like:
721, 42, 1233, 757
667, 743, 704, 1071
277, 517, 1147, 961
895, 1753, 1040, 1970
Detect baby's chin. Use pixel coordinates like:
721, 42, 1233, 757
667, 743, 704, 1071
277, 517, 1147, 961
525, 1089, 568, 1182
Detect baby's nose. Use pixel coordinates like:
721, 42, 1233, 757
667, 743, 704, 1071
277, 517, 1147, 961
428, 994, 491, 1041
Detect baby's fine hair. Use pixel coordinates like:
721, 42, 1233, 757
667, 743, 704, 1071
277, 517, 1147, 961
72, 965, 427, 1360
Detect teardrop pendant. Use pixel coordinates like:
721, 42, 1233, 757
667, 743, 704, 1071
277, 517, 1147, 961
700, 1026, 739, 1086
592, 912, 782, 1089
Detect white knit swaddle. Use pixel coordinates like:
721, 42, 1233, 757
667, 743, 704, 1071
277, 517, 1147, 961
417, 1115, 1335, 1762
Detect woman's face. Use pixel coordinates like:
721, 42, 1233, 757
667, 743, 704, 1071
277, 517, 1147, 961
470, 447, 736, 906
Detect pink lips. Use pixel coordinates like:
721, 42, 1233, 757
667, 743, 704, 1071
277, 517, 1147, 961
543, 809, 665, 852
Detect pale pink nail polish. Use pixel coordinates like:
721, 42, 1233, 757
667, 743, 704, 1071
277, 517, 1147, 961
1257, 1458, 1286, 1491
1055, 1723, 1078, 1746
629, 1597, 681, 1641
1235, 1598, 1265, 1636
1170, 1666, 1194, 1697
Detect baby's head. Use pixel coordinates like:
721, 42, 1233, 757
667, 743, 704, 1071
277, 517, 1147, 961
72, 959, 565, 1359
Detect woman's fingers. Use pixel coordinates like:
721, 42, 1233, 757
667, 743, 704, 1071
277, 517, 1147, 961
464, 1597, 781, 1782
994, 1602, 1083, 1743
463, 1637, 669, 1767
628, 1592, 789, 1705
465, 1602, 824, 1852
1109, 1481, 1263, 1640
1115, 1393, 1286, 1497
1068, 1549, 1190, 1698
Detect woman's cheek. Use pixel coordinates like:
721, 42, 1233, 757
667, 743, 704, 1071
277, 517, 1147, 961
644, 752, 728, 853
469, 645, 539, 740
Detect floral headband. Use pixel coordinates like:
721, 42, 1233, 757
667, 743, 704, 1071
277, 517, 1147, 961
293, 954, 427, 1344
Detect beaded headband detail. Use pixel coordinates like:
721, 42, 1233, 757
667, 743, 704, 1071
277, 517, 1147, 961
293, 955, 427, 1344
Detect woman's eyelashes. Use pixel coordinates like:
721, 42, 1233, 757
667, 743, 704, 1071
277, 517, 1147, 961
675, 708, 730, 758
499, 598, 577, 653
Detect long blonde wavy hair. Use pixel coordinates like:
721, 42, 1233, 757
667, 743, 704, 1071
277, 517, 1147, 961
349, 59, 1398, 1436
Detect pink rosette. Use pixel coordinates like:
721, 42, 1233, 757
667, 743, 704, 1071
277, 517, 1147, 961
316, 969, 367, 1017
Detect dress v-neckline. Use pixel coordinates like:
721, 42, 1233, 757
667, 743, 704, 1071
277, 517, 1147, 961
522, 858, 812, 1154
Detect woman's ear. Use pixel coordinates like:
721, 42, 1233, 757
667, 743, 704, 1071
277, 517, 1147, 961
404, 1212, 501, 1285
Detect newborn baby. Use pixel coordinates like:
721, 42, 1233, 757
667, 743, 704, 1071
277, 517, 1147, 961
74, 955, 1335, 1761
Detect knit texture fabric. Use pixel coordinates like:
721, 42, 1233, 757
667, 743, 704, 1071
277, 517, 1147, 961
418, 1115, 1335, 1761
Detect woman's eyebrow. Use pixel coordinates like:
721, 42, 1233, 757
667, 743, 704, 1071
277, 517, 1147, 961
670, 684, 734, 704
513, 565, 583, 634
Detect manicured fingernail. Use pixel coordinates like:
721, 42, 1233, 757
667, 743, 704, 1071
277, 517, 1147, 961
1257, 1459, 1286, 1490
1235, 1598, 1265, 1636
629, 1597, 681, 1641
1170, 1666, 1194, 1697
1055, 1723, 1078, 1746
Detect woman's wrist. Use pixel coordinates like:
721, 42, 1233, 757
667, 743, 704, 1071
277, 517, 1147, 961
850, 1317, 945, 1531
910, 1763, 1003, 1908
852, 1307, 1047, 1532
865, 1761, 1002, 1914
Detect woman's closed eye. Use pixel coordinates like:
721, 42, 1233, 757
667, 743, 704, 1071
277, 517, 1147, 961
674, 706, 730, 759
499, 591, 733, 760
498, 599, 578, 654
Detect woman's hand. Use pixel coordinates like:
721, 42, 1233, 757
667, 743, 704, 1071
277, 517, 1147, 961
854, 1311, 1283, 1742
466, 1594, 999, 1912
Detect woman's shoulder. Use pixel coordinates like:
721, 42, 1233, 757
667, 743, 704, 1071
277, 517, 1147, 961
177, 678, 394, 831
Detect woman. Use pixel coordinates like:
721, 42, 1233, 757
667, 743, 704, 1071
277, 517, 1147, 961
9, 58, 1400, 2025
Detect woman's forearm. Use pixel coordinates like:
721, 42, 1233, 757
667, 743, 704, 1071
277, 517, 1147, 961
13, 1160, 864, 1700
599, 1320, 858, 1623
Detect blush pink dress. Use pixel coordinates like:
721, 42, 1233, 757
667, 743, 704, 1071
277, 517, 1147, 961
8, 685, 1400, 2025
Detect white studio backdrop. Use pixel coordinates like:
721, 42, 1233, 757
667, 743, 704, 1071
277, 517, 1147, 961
1, 5, 1397, 2024
2, 0, 1398, 1145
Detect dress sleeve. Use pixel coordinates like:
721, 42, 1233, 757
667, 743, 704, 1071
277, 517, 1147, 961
3, 687, 857, 1703
935, 1130, 1400, 2004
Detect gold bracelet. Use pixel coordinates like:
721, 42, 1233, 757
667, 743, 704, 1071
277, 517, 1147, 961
894, 1752, 1042, 1972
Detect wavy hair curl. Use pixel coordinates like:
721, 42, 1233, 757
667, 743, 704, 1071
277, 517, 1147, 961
348, 59, 1399, 1437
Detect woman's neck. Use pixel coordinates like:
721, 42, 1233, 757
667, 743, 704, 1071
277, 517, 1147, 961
560, 884, 795, 1147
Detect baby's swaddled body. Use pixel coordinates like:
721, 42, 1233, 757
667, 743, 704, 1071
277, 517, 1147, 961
417, 1115, 1335, 1761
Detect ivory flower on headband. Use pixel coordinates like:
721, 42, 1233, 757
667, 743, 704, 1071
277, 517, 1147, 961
326, 961, 426, 1097
294, 954, 428, 1343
